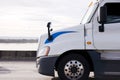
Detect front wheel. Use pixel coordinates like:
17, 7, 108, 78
57, 54, 90, 80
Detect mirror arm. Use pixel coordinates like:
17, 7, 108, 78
47, 22, 53, 40
99, 23, 104, 32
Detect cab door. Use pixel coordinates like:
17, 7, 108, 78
93, 3, 120, 50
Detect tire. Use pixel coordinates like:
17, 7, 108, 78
57, 54, 90, 80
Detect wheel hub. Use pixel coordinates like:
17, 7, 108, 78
64, 60, 84, 80
71, 67, 77, 73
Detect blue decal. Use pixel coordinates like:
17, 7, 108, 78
45, 31, 76, 44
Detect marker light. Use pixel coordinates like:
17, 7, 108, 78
87, 41, 92, 45
89, 2, 93, 7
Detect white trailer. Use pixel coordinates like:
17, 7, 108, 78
36, 0, 120, 79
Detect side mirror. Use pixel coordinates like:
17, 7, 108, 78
98, 6, 107, 32
98, 6, 107, 23
47, 22, 53, 40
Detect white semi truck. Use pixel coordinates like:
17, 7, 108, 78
36, 0, 120, 80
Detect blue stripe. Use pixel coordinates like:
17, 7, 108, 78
45, 31, 76, 44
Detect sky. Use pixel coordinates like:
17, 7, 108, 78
0, 0, 93, 38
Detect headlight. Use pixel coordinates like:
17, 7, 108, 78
37, 46, 50, 58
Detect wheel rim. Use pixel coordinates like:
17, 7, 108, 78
64, 60, 84, 80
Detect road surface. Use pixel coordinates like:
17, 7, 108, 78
0, 61, 94, 80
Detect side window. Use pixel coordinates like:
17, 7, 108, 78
105, 3, 120, 23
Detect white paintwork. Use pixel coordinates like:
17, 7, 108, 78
38, 25, 85, 56
37, 0, 120, 58
93, 0, 120, 50
85, 23, 95, 49
93, 23, 120, 49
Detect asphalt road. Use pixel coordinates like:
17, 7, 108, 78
0, 61, 94, 80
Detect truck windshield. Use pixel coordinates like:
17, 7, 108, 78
81, 2, 98, 24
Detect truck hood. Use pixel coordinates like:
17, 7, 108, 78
38, 24, 84, 49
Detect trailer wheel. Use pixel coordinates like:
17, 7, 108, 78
57, 54, 90, 80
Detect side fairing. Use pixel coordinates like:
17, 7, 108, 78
40, 25, 85, 56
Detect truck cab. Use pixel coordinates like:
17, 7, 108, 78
37, 0, 120, 80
